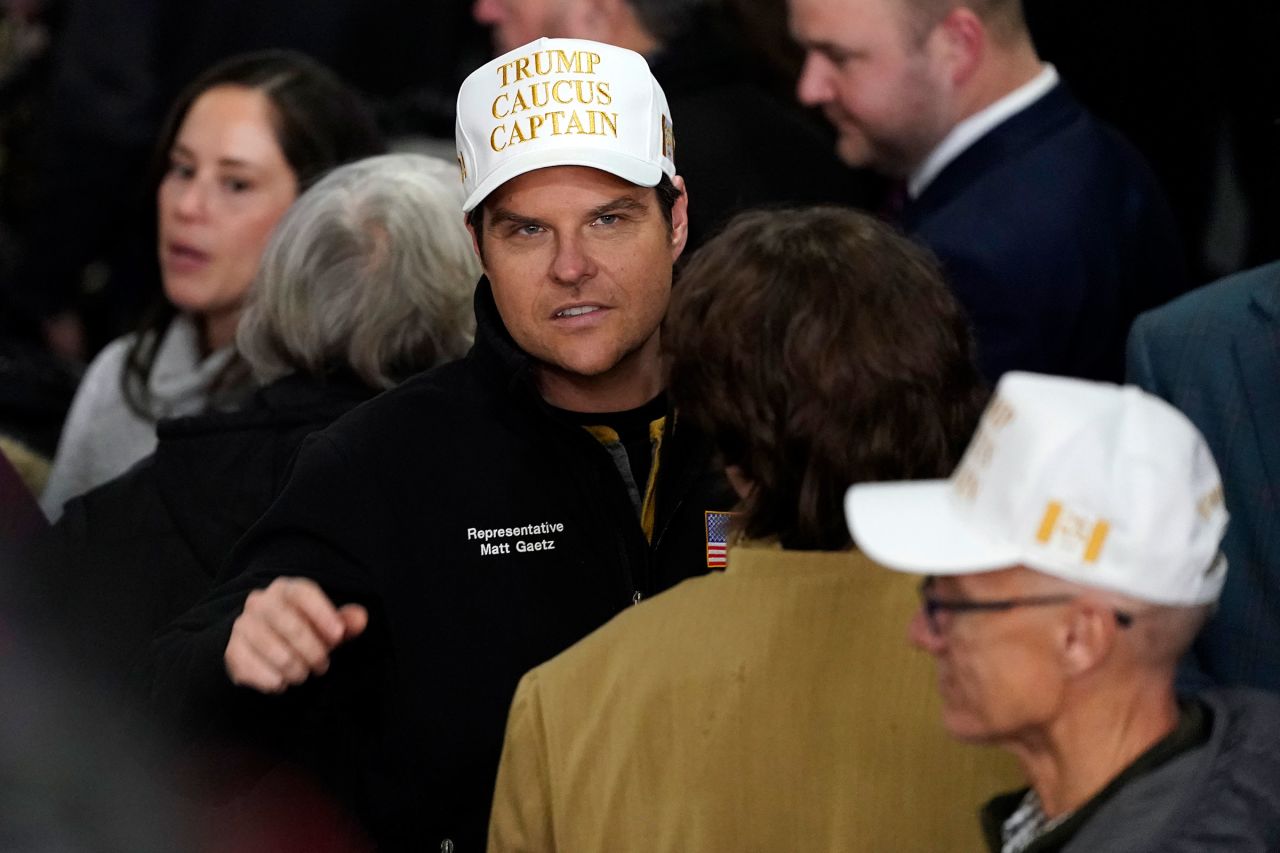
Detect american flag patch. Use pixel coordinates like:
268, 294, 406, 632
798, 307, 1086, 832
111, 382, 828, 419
705, 511, 733, 569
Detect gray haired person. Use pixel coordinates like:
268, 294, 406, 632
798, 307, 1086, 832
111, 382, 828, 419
38, 153, 479, 679
238, 153, 477, 387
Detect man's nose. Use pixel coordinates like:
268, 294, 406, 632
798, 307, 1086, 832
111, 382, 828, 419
795, 52, 834, 107
550, 233, 597, 285
908, 607, 945, 654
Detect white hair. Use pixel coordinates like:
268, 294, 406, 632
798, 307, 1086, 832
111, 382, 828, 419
238, 153, 479, 388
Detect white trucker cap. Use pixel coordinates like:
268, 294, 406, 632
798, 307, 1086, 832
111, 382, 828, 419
455, 37, 677, 212
845, 372, 1229, 606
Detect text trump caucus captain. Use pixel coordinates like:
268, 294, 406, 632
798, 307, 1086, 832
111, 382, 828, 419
488, 48, 617, 152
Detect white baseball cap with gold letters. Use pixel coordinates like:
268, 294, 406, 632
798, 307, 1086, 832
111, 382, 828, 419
455, 37, 677, 213
845, 372, 1229, 606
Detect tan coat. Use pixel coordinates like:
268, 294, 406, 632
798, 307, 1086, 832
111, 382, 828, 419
488, 544, 1020, 852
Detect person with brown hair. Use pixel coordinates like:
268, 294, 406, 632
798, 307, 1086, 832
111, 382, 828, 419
487, 206, 1019, 852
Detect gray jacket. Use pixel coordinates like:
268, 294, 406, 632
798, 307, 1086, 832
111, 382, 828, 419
1067, 688, 1280, 852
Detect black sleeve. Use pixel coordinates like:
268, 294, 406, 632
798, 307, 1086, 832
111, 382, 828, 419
137, 430, 391, 740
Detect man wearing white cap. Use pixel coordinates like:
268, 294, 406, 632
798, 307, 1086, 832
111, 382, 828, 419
144, 39, 732, 850
846, 372, 1280, 852
470, 0, 869, 251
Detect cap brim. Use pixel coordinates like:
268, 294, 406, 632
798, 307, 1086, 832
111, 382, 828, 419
462, 147, 664, 212
844, 481, 1022, 575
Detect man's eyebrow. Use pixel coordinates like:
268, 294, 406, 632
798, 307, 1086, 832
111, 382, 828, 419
797, 37, 859, 58
589, 195, 650, 218
486, 208, 543, 231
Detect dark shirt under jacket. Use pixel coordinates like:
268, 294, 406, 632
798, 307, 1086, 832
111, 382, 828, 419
142, 278, 735, 851
902, 83, 1187, 384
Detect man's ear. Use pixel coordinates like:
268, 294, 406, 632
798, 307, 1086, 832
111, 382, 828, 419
465, 212, 485, 266
669, 175, 690, 263
1060, 598, 1121, 678
565, 0, 617, 40
932, 6, 985, 88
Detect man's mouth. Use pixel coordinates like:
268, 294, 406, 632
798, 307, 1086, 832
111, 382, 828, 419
555, 306, 602, 318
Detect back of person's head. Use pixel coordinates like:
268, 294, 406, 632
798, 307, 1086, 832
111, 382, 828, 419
238, 154, 480, 389
665, 206, 985, 550
152, 49, 386, 192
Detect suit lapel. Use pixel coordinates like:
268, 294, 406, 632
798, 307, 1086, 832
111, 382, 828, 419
1233, 279, 1280, 495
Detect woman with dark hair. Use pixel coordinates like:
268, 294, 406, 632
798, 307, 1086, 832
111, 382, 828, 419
488, 207, 1019, 851
39, 50, 384, 520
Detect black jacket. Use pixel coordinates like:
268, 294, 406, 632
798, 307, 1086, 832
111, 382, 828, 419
32, 375, 376, 675
144, 279, 735, 851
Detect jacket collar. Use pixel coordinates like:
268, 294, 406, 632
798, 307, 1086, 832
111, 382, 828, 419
466, 275, 540, 400
902, 83, 1079, 230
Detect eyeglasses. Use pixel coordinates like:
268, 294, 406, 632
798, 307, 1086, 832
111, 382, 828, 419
917, 577, 1134, 636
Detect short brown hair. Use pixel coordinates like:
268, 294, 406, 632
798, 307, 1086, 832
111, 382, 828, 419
898, 0, 1029, 46
665, 207, 986, 551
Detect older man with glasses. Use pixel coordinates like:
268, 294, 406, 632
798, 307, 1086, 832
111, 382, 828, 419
846, 371, 1280, 853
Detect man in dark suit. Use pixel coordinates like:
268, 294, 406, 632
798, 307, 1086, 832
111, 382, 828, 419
1127, 261, 1280, 694
788, 0, 1187, 382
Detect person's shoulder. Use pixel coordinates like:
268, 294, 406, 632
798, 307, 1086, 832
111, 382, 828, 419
1135, 262, 1280, 340
1018, 85, 1148, 173
315, 358, 485, 440
1202, 686, 1280, 741
57, 333, 144, 437
77, 333, 137, 390
288, 357, 530, 484
533, 574, 727, 690
1155, 687, 1280, 849
946, 86, 1154, 212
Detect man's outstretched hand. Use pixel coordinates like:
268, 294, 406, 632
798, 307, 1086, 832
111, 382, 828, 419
224, 577, 368, 693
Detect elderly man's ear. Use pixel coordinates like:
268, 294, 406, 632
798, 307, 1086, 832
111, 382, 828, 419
1059, 599, 1124, 677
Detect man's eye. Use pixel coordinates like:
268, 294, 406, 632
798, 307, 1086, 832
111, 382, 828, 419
817, 47, 856, 66
594, 214, 620, 226
518, 224, 544, 236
